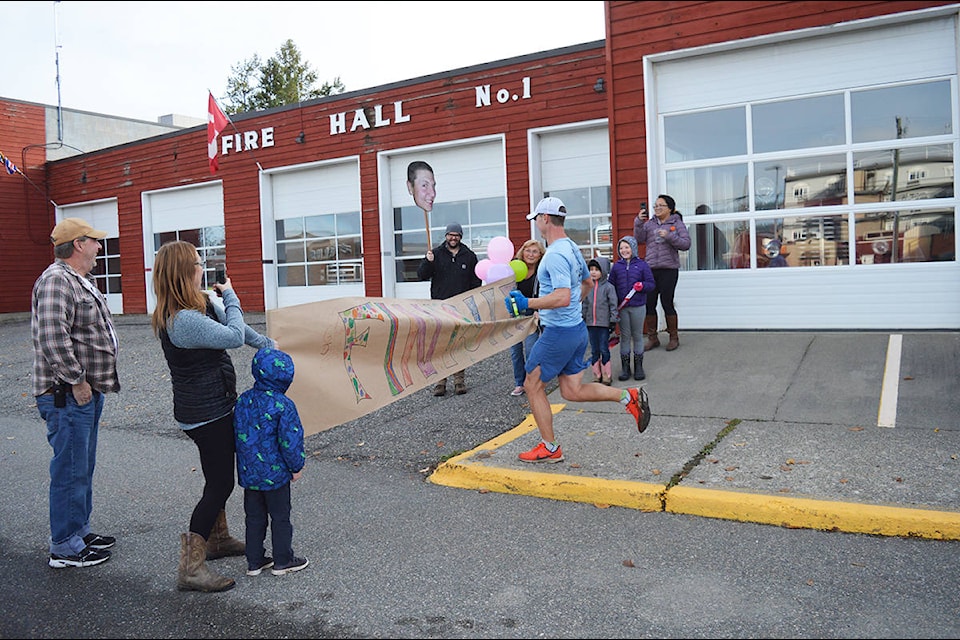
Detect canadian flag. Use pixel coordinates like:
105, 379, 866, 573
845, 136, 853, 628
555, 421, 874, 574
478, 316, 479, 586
207, 92, 230, 174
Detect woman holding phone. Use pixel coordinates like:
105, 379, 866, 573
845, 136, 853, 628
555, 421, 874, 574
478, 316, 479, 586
151, 240, 274, 592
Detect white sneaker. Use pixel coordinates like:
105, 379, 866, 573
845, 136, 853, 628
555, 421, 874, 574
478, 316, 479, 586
510, 386, 525, 396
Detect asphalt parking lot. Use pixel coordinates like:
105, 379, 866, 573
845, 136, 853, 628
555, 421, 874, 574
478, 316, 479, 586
2, 313, 958, 639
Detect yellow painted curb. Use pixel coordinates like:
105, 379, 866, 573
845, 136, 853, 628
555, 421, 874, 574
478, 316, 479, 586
666, 485, 960, 540
429, 405, 960, 540
429, 405, 665, 512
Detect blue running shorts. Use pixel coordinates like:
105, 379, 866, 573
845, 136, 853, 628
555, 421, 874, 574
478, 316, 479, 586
525, 323, 588, 383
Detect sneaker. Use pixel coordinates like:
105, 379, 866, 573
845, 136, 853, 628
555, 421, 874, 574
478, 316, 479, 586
49, 546, 111, 568
518, 442, 564, 463
271, 557, 309, 576
510, 386, 525, 397
246, 557, 274, 576
82, 533, 116, 550
432, 383, 446, 397
626, 387, 652, 433
454, 383, 467, 395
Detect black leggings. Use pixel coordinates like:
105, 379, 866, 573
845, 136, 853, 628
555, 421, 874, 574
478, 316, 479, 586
184, 412, 236, 538
645, 268, 680, 317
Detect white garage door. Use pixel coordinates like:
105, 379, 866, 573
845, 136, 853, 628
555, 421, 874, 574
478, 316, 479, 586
263, 159, 363, 308
647, 11, 959, 329
381, 139, 506, 299
57, 199, 122, 314
142, 182, 225, 313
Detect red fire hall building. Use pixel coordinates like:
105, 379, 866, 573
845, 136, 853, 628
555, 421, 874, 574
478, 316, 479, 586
1, 1, 957, 329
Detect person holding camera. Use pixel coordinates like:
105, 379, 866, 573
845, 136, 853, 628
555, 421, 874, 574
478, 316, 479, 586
634, 194, 691, 351
151, 240, 274, 592
32, 217, 120, 569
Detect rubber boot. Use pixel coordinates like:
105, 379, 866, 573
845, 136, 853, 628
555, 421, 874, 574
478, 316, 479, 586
644, 315, 661, 351
590, 361, 602, 383
177, 532, 235, 593
205, 509, 245, 560
601, 361, 613, 385
633, 354, 646, 381
618, 355, 631, 381
666, 315, 680, 351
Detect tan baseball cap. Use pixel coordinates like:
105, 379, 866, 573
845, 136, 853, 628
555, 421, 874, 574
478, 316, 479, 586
50, 218, 108, 246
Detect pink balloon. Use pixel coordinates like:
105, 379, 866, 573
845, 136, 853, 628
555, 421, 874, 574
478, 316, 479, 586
475, 258, 492, 281
486, 262, 514, 283
487, 236, 515, 264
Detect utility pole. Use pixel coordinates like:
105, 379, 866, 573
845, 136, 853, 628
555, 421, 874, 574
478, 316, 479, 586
54, 1, 63, 142
890, 116, 903, 263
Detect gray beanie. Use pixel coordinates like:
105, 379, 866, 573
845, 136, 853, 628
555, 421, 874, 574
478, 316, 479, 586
445, 223, 463, 236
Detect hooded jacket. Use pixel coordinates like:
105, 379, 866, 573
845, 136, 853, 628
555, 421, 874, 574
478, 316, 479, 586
608, 235, 657, 309
582, 256, 619, 327
633, 211, 691, 269
234, 347, 306, 491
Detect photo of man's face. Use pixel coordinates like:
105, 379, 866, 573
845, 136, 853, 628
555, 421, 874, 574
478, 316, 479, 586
407, 165, 436, 212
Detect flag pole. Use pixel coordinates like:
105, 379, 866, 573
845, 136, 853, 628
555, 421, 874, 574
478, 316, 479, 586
0, 150, 59, 207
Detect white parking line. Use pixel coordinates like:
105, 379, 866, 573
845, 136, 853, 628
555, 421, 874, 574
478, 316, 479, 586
878, 334, 902, 428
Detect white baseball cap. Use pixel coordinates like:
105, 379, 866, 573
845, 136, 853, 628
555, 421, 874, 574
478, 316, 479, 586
526, 196, 566, 220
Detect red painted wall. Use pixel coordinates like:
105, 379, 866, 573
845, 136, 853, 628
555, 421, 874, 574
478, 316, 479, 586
5, 1, 954, 314
43, 45, 606, 313
0, 100, 56, 313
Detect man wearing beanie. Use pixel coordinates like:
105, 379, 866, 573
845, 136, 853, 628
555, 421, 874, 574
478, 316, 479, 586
417, 221, 481, 396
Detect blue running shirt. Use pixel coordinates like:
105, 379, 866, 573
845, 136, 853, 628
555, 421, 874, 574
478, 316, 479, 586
537, 237, 590, 328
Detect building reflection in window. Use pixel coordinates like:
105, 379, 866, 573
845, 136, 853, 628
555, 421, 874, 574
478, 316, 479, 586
276, 212, 363, 287
855, 208, 955, 264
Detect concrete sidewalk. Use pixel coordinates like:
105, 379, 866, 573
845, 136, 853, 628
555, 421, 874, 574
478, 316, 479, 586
430, 330, 960, 539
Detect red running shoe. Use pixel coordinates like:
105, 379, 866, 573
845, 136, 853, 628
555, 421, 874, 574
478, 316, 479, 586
518, 442, 564, 463
626, 387, 652, 433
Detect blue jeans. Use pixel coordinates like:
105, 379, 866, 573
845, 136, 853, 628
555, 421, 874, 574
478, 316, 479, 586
586, 325, 611, 364
244, 484, 294, 568
510, 330, 540, 386
37, 391, 104, 556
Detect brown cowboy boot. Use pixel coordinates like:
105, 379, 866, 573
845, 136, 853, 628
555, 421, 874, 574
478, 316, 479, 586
665, 315, 680, 351
643, 315, 660, 351
205, 510, 245, 560
177, 532, 235, 593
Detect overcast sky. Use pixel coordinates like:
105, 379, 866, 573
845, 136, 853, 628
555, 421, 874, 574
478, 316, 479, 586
1, 1, 605, 123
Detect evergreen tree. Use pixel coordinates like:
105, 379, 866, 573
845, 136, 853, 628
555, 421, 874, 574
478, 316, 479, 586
221, 40, 345, 114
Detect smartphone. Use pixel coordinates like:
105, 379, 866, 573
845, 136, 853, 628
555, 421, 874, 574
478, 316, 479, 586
215, 264, 226, 284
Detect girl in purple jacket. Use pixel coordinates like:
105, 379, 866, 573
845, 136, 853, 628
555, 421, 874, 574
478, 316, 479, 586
608, 235, 656, 381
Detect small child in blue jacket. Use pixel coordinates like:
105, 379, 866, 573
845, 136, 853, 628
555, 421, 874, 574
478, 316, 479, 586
234, 347, 308, 577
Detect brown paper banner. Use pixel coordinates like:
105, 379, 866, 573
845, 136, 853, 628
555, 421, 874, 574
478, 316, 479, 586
266, 276, 536, 436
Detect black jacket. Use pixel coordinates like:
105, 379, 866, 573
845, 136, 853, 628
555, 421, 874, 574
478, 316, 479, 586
417, 243, 482, 300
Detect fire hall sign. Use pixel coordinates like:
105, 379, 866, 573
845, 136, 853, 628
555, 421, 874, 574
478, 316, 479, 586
218, 77, 532, 156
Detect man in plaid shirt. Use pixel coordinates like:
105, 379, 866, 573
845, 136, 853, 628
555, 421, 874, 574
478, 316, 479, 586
32, 218, 120, 569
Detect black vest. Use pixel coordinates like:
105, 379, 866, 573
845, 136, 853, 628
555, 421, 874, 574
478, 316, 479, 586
159, 301, 237, 424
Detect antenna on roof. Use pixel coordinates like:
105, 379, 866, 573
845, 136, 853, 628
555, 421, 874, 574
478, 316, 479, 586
54, 1, 63, 142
